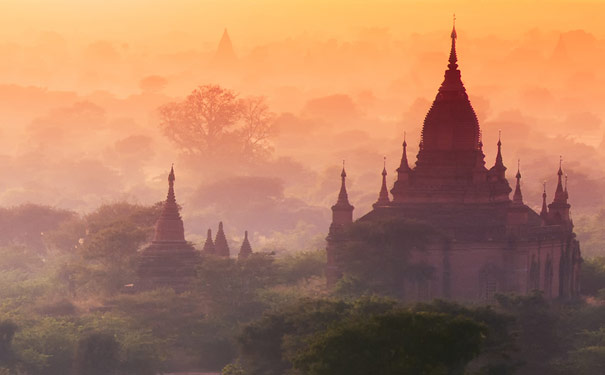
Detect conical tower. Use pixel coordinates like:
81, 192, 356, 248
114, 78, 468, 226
374, 157, 390, 207
214, 221, 230, 257
202, 229, 215, 254
152, 165, 186, 243
212, 28, 237, 66
331, 162, 354, 228
238, 231, 253, 259
137, 166, 198, 292
390, 22, 510, 203
512, 160, 523, 204
326, 162, 354, 286
547, 158, 572, 227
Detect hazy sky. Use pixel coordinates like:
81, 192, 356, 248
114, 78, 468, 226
0, 0, 603, 249
2, 1, 604, 45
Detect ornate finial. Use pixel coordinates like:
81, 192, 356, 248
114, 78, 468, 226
451, 14, 457, 39
336, 160, 353, 207
559, 155, 563, 175
513, 158, 523, 203
540, 181, 548, 218
244, 230, 248, 239
169, 164, 175, 183
403, 131, 407, 147
448, 16, 458, 69
494, 132, 504, 170
374, 156, 390, 207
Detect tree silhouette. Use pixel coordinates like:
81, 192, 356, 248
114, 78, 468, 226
159, 85, 274, 160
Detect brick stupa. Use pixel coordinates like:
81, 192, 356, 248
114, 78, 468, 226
137, 166, 198, 292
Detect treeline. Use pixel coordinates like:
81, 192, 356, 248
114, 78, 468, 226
1, 204, 605, 374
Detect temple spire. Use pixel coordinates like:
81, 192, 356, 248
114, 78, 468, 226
513, 159, 523, 204
374, 157, 390, 207
152, 165, 186, 242
490, 131, 506, 181
554, 156, 566, 203
238, 230, 253, 259
330, 160, 354, 226
336, 161, 353, 208
495, 131, 504, 167
167, 164, 176, 203
202, 229, 215, 254
540, 182, 548, 220
214, 221, 230, 257
398, 132, 411, 172
448, 14, 458, 70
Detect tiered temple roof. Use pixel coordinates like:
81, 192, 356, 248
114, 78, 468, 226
326, 22, 581, 300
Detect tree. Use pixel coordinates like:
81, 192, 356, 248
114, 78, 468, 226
14, 317, 78, 375
580, 257, 605, 296
0, 204, 76, 254
334, 217, 439, 298
237, 297, 395, 375
195, 253, 278, 321
0, 321, 17, 368
80, 221, 147, 293
158, 85, 274, 160
495, 292, 562, 375
239, 96, 275, 159
293, 311, 486, 375
73, 332, 120, 375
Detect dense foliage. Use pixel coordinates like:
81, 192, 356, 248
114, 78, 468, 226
334, 216, 440, 298
0, 202, 605, 374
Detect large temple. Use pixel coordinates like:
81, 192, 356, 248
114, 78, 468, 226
326, 25, 582, 301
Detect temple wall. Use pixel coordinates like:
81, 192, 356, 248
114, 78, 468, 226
405, 237, 572, 302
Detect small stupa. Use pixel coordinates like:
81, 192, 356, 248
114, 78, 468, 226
238, 231, 253, 259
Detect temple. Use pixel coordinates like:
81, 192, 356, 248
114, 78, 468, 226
238, 231, 253, 259
137, 166, 199, 292
326, 24, 582, 301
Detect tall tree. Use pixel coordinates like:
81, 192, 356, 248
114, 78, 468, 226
239, 96, 275, 159
159, 85, 274, 160
293, 311, 486, 375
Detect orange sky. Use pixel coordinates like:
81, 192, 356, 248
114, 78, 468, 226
1, 1, 605, 45
0, 0, 603, 249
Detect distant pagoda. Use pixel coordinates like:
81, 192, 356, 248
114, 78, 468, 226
137, 166, 199, 292
238, 230, 253, 259
211, 28, 237, 68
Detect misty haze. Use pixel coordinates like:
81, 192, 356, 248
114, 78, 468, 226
0, 1, 604, 375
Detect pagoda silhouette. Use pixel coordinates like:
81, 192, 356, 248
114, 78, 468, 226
326, 23, 581, 302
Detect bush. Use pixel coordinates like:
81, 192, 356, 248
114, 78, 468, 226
74, 332, 120, 375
